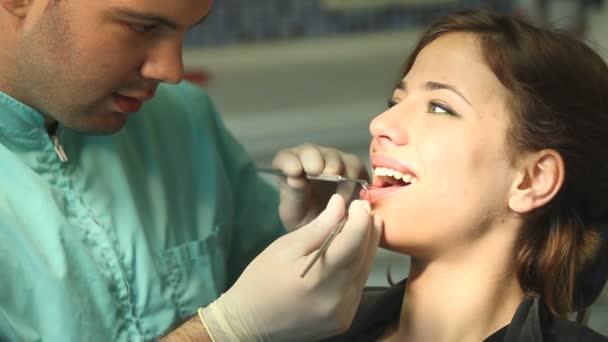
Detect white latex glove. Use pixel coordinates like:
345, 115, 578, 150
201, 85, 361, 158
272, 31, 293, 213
272, 144, 368, 231
199, 195, 383, 342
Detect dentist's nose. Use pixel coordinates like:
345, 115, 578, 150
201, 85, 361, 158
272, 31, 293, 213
369, 108, 409, 146
140, 40, 184, 84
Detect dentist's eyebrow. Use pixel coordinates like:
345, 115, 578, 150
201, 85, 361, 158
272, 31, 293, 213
109, 7, 208, 30
395, 80, 472, 106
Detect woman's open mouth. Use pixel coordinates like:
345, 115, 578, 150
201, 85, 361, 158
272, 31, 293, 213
360, 166, 418, 202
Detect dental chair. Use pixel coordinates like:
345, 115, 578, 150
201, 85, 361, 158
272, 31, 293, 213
573, 225, 608, 325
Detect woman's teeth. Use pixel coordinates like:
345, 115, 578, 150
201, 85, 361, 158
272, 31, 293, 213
373, 167, 418, 184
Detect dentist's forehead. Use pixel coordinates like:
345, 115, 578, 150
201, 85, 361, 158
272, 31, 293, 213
105, 0, 212, 28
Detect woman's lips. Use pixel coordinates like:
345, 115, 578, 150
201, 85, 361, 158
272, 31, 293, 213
112, 93, 143, 113
359, 184, 410, 203
371, 154, 418, 178
362, 153, 418, 203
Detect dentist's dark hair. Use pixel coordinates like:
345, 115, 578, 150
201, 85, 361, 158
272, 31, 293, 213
398, 8, 608, 315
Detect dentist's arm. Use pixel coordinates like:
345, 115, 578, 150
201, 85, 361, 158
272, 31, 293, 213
159, 318, 213, 342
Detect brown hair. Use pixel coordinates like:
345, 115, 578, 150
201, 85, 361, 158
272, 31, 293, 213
399, 9, 608, 315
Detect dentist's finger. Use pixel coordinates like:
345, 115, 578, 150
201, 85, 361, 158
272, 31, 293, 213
342, 152, 368, 180
323, 200, 373, 270
296, 144, 328, 176
352, 214, 383, 288
316, 147, 346, 176
278, 194, 346, 262
272, 149, 308, 189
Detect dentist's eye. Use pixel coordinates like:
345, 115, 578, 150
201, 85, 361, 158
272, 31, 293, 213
128, 23, 158, 33
428, 101, 458, 117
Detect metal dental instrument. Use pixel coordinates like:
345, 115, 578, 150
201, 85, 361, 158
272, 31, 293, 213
256, 167, 369, 190
299, 213, 348, 278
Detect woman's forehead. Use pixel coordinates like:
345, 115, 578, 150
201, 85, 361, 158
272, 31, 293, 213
403, 33, 510, 110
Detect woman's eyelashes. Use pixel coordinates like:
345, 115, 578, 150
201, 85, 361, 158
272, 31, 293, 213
386, 98, 460, 117
428, 101, 459, 117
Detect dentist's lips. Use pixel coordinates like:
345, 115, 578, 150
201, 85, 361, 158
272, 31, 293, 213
112, 93, 148, 113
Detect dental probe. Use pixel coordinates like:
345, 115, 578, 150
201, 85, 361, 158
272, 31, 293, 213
256, 167, 369, 190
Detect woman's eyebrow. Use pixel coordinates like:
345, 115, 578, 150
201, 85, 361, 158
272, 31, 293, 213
425, 81, 472, 105
395, 80, 472, 106
395, 81, 406, 91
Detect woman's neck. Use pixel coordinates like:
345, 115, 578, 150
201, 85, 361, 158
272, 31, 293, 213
387, 224, 524, 342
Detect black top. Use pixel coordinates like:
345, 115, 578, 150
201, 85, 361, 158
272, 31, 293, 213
324, 280, 608, 342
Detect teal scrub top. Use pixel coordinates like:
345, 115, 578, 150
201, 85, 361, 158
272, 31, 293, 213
0, 82, 285, 341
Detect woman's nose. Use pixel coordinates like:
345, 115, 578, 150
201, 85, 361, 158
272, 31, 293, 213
369, 108, 409, 146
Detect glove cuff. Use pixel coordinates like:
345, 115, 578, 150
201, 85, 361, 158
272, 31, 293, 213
197, 307, 217, 342
199, 295, 264, 342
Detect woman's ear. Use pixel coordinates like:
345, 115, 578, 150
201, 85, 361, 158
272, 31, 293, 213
508, 149, 565, 214
0, 0, 32, 18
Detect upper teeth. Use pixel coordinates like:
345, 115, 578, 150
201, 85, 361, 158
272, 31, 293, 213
374, 167, 418, 184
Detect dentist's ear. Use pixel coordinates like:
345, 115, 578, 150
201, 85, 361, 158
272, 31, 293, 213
0, 0, 32, 18
508, 149, 565, 214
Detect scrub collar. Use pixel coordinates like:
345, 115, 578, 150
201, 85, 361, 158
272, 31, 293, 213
0, 91, 47, 138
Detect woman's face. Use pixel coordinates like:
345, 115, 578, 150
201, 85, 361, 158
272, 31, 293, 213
364, 32, 519, 257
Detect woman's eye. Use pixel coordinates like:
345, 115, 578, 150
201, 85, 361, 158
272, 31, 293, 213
387, 98, 397, 108
128, 23, 157, 33
428, 101, 457, 116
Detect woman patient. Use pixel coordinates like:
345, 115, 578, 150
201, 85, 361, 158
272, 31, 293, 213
328, 8, 608, 342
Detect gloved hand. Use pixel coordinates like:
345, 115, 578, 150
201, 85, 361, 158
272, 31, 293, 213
199, 195, 383, 342
272, 144, 368, 232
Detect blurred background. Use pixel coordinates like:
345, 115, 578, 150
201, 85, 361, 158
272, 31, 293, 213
182, 0, 608, 332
